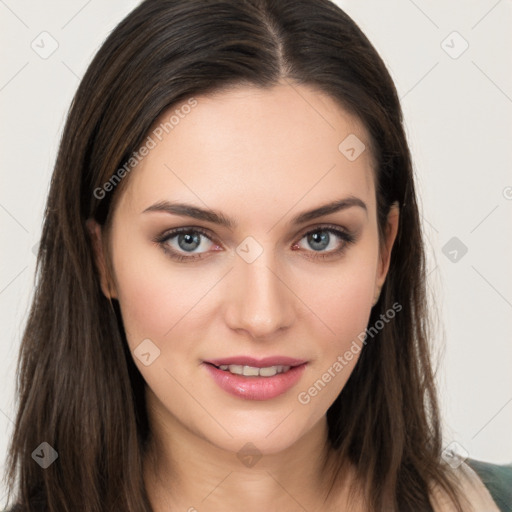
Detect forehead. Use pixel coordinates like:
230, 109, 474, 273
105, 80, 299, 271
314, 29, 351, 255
119, 82, 376, 222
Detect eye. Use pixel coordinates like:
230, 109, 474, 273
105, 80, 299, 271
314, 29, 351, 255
292, 225, 356, 260
154, 227, 221, 262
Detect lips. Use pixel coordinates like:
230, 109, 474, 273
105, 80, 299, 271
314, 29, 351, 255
202, 355, 308, 401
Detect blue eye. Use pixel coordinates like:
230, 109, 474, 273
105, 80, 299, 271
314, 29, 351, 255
293, 227, 356, 260
154, 225, 356, 262
154, 227, 218, 261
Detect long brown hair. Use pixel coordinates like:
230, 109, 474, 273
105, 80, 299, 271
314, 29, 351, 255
4, 0, 466, 510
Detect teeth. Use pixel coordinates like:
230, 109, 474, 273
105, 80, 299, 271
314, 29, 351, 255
217, 364, 291, 377
259, 366, 277, 377
243, 365, 260, 376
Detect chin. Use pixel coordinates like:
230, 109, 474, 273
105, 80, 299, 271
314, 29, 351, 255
198, 407, 325, 457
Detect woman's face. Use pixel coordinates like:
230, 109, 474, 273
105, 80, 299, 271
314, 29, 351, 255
91, 82, 399, 456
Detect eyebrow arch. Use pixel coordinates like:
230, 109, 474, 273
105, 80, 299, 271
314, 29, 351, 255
142, 196, 367, 229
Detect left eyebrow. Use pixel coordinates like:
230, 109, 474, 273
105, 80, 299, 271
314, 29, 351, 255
291, 197, 367, 224
142, 196, 367, 229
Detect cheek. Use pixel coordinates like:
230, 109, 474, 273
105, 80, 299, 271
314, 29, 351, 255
292, 247, 379, 405
316, 271, 374, 338
294, 249, 378, 345
111, 243, 217, 347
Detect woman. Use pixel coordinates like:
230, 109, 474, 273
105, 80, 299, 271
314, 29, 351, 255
3, 0, 511, 511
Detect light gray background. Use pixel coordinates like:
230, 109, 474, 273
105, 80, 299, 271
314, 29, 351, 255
1, 0, 511, 504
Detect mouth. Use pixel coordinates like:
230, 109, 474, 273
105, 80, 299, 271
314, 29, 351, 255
202, 356, 308, 401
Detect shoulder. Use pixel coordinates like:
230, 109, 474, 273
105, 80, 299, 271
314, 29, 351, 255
430, 458, 511, 512
466, 458, 512, 512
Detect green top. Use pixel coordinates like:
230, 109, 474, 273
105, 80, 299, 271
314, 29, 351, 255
467, 458, 512, 512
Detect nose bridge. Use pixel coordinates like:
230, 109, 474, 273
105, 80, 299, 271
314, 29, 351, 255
225, 240, 294, 337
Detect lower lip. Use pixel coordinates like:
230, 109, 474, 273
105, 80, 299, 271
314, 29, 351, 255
203, 363, 307, 401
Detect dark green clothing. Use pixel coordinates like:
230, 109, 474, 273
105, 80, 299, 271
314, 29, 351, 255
467, 458, 512, 512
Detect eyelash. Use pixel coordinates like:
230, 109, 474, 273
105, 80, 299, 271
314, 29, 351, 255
153, 225, 357, 263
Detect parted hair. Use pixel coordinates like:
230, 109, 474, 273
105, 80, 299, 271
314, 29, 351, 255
4, 1, 465, 511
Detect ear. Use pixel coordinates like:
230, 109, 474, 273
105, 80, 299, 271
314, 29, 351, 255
373, 202, 400, 305
86, 218, 118, 299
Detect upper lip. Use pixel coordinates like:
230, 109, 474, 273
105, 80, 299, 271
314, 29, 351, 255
205, 356, 307, 368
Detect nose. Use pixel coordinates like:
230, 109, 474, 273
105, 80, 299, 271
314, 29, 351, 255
224, 250, 295, 339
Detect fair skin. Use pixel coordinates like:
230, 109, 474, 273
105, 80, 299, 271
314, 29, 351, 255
88, 82, 399, 511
